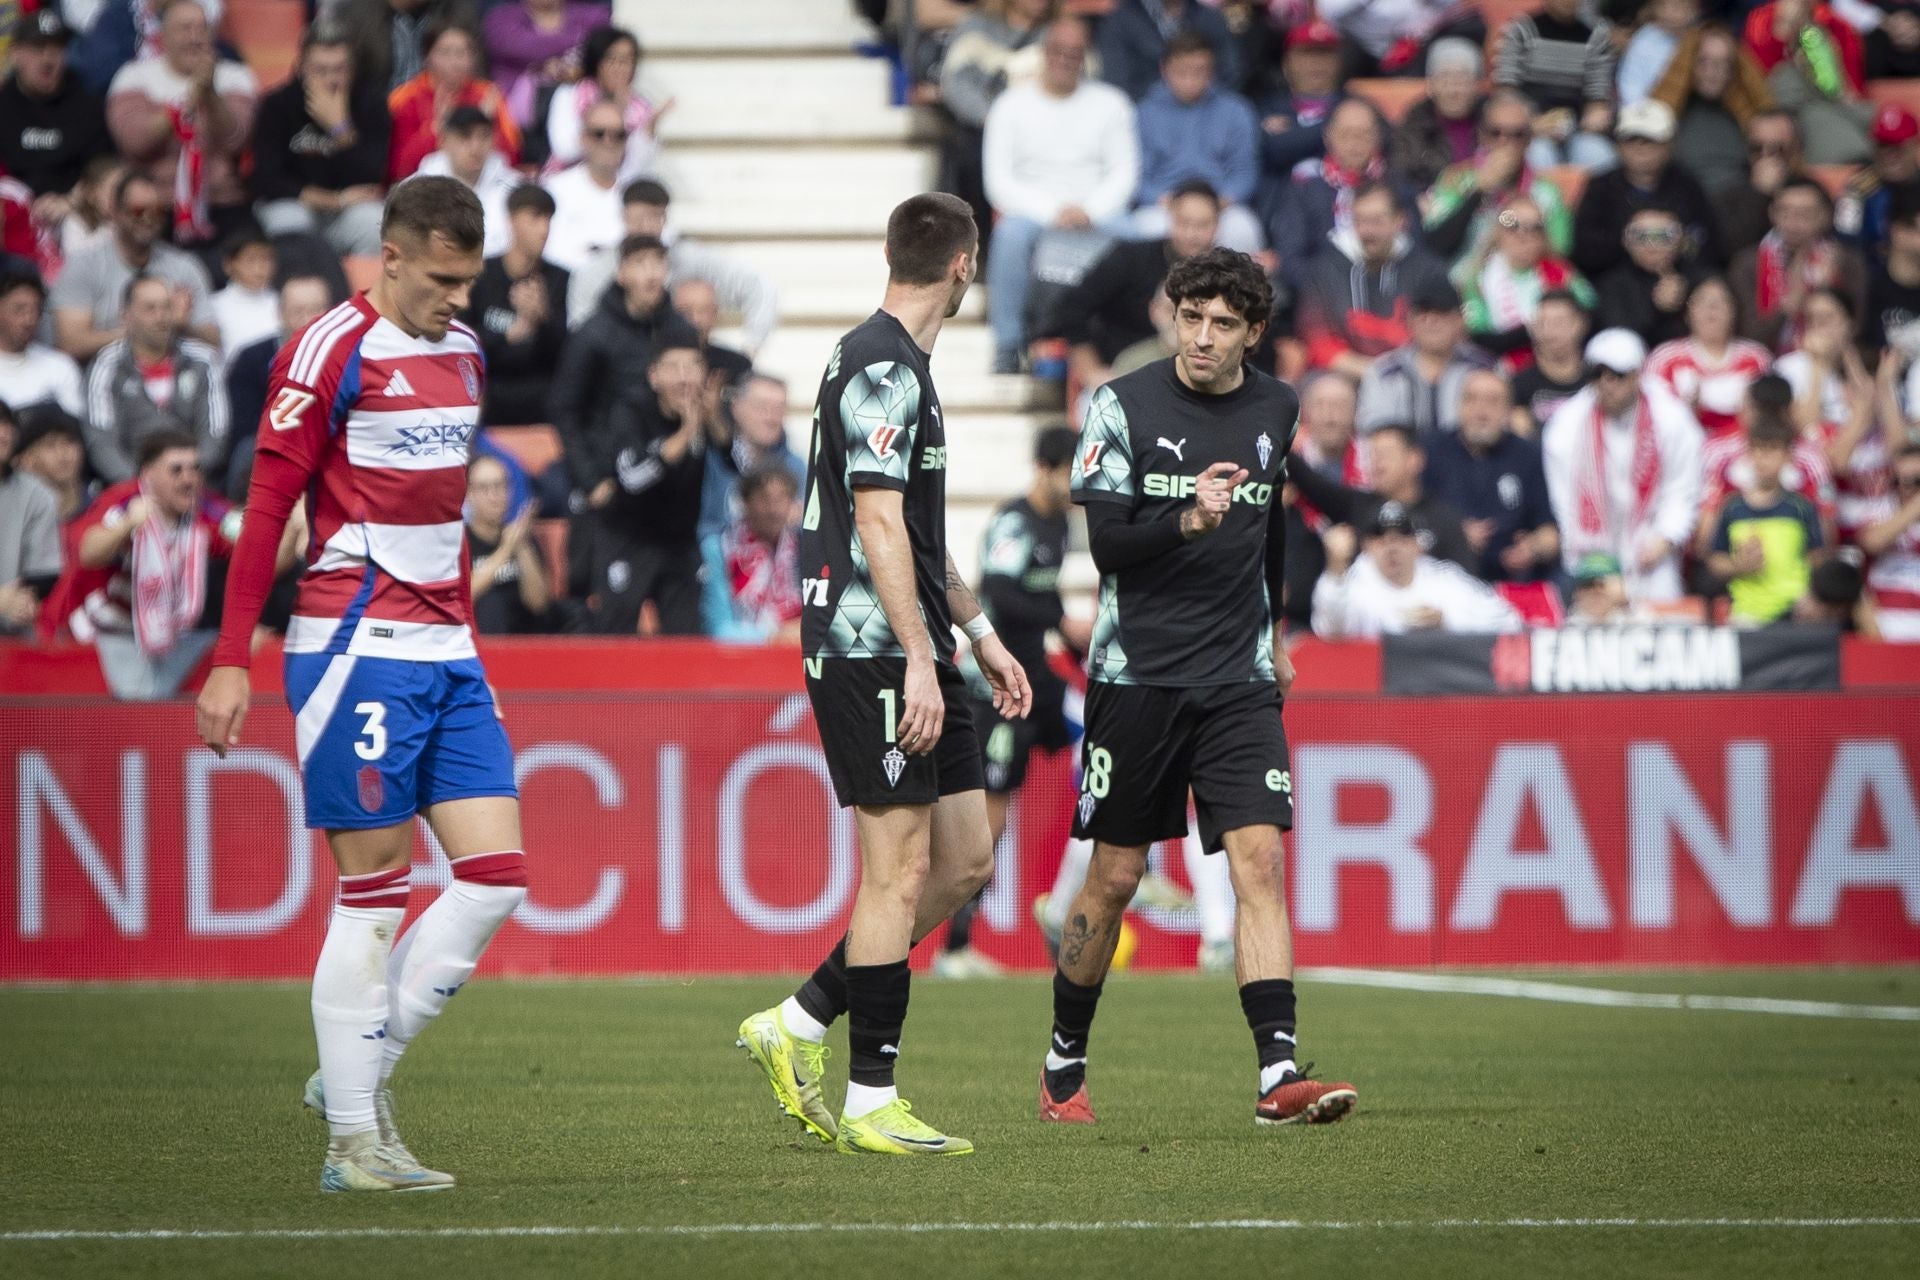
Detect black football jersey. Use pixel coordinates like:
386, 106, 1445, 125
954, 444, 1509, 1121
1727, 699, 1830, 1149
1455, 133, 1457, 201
800, 311, 954, 664
1072, 358, 1298, 687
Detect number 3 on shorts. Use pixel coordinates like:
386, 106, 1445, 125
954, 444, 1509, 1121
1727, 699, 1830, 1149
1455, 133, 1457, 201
353, 701, 388, 761
1084, 745, 1112, 799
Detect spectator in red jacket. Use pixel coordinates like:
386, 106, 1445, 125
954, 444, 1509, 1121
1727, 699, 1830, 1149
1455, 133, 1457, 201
45, 429, 240, 698
386, 21, 521, 184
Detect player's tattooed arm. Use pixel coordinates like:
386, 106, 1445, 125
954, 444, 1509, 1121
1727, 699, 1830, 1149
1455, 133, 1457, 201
944, 551, 983, 625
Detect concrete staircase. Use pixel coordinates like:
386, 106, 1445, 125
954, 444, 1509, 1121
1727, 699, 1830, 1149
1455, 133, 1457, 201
617, 0, 1071, 586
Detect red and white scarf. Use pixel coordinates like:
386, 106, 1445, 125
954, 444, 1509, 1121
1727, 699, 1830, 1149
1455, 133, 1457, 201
723, 521, 800, 633
1321, 152, 1386, 231
1478, 253, 1580, 334
168, 104, 214, 244
1754, 231, 1836, 351
1579, 393, 1661, 544
130, 501, 210, 657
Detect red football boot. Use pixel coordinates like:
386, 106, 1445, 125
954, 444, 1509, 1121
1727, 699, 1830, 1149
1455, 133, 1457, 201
1038, 1071, 1097, 1125
1254, 1065, 1357, 1126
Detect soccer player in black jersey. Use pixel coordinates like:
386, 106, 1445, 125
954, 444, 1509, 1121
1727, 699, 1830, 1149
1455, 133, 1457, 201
1038, 248, 1357, 1128
736, 193, 1032, 1157
937, 425, 1090, 978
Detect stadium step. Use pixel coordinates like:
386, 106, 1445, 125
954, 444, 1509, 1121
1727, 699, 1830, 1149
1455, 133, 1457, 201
716, 238, 983, 323
648, 57, 928, 144
615, 0, 873, 55
725, 321, 999, 395
660, 146, 938, 238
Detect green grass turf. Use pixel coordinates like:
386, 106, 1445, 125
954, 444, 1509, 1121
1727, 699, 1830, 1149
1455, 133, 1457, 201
2, 969, 1918, 1279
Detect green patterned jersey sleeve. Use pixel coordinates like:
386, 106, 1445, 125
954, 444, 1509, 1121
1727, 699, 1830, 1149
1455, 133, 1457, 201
840, 360, 922, 491
1071, 384, 1136, 505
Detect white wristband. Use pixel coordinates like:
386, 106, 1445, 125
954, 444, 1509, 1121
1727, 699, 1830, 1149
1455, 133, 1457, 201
962, 614, 995, 642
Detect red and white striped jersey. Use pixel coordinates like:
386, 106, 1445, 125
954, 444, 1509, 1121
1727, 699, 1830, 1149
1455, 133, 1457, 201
210, 295, 486, 667
1643, 338, 1773, 441
1699, 433, 1837, 522
1868, 529, 1920, 640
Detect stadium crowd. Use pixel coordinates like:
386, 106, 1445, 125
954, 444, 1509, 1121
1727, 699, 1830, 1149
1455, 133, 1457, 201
3, 0, 1919, 698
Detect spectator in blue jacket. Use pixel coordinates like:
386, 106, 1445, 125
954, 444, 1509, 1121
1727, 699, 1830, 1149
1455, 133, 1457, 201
1096, 0, 1243, 102
1254, 19, 1348, 189
1267, 97, 1423, 289
1132, 32, 1262, 252
1422, 369, 1561, 583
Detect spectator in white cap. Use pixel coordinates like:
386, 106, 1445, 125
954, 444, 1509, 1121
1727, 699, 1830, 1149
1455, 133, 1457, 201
1541, 327, 1705, 605
1573, 98, 1725, 279
1311, 499, 1523, 639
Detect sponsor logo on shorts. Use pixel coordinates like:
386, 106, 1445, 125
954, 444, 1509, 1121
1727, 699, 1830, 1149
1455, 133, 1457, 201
882, 747, 907, 788
370, 625, 394, 639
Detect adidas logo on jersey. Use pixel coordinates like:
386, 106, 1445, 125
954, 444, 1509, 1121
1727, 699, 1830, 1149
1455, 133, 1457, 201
383, 370, 417, 398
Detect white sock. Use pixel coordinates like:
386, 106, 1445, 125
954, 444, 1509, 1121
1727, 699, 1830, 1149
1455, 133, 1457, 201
312, 903, 405, 1139
844, 1081, 897, 1118
1259, 1058, 1299, 1094
1045, 838, 1094, 931
1044, 1050, 1085, 1072
779, 996, 829, 1044
380, 855, 527, 1078
1184, 830, 1236, 946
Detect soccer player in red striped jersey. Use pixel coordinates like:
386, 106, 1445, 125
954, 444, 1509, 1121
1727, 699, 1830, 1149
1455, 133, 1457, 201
195, 178, 529, 1194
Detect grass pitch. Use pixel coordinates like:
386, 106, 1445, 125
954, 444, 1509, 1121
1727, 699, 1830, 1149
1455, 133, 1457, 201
2, 968, 1917, 1279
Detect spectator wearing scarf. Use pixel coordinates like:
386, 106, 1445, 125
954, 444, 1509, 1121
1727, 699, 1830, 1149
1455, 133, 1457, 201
700, 464, 802, 644
44, 430, 240, 698
1542, 328, 1704, 604
1730, 175, 1866, 352
1268, 98, 1422, 290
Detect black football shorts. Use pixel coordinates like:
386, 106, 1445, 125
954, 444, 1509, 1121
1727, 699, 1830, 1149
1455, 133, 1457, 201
972, 678, 1075, 795
1071, 680, 1292, 853
807, 656, 984, 807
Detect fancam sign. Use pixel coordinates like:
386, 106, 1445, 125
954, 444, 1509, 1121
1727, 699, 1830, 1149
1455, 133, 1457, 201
1384, 625, 1841, 696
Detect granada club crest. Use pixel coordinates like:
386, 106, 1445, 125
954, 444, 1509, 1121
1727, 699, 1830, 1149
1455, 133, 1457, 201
458, 357, 480, 403
358, 764, 385, 813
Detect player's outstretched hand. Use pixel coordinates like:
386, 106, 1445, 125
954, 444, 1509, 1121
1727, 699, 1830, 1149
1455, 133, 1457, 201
196, 665, 252, 759
975, 631, 1034, 721
1191, 461, 1248, 535
899, 656, 945, 756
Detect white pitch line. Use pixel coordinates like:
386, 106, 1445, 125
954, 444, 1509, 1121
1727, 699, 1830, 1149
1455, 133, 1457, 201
6, 1218, 1920, 1243
1302, 968, 1920, 1022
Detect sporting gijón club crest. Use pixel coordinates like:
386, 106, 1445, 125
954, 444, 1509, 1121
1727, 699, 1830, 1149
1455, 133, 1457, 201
883, 746, 907, 788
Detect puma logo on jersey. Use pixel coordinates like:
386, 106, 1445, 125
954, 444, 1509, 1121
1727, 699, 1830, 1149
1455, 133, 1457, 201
1156, 436, 1187, 461
383, 370, 417, 398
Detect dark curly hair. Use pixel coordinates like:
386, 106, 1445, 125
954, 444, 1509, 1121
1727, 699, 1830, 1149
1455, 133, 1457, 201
1164, 247, 1273, 328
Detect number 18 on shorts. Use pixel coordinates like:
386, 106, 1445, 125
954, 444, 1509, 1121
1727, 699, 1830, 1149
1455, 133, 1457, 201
1070, 681, 1294, 854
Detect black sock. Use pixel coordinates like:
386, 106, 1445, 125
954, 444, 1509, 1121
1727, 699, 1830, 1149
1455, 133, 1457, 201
846, 959, 911, 1088
794, 936, 849, 1026
1044, 969, 1103, 1102
1240, 978, 1298, 1079
945, 892, 983, 952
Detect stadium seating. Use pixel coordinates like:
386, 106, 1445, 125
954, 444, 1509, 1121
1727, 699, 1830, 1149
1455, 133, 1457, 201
220, 0, 303, 91
1347, 78, 1426, 125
